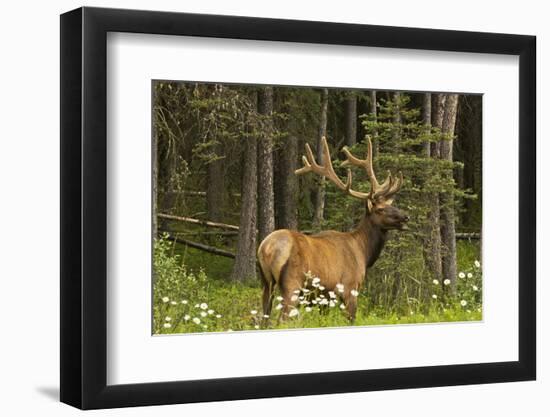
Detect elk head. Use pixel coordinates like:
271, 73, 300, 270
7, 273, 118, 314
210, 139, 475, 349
295, 136, 409, 230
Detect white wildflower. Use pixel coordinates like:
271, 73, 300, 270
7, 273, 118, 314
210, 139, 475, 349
254, 325, 260, 329
250, 310, 258, 315
293, 289, 301, 294
165, 316, 172, 322
216, 314, 222, 319
467, 272, 473, 278
336, 283, 345, 293
288, 309, 299, 317
163, 323, 171, 328
328, 291, 336, 299
339, 303, 346, 310
184, 315, 190, 321
181, 300, 188, 305
472, 285, 479, 291
200, 311, 207, 317
474, 260, 481, 268
311, 300, 318, 305
319, 285, 325, 291
170, 301, 177, 305
195, 303, 200, 308
290, 295, 299, 302
275, 303, 283, 310
443, 279, 451, 286
305, 307, 312, 312
161, 297, 169, 303
350, 289, 359, 297
432, 279, 439, 285
263, 314, 269, 318
227, 329, 233, 332
302, 289, 310, 294
203, 325, 208, 329
192, 317, 201, 324
312, 277, 321, 285
329, 300, 336, 307
458, 272, 466, 279
319, 298, 329, 305
432, 294, 438, 299
200, 303, 208, 310
460, 300, 468, 307
276, 296, 283, 301
207, 309, 214, 315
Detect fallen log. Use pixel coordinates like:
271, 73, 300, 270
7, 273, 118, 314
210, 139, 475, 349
164, 190, 241, 197
159, 215, 480, 240
162, 230, 239, 237
158, 213, 239, 231
164, 233, 236, 258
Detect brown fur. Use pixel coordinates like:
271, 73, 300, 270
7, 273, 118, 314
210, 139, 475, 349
257, 203, 408, 321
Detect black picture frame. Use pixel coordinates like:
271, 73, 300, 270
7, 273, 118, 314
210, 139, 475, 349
60, 6, 536, 410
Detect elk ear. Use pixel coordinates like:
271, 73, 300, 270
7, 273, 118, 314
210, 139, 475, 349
367, 199, 374, 213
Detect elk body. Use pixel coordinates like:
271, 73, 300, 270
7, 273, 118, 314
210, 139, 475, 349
257, 136, 409, 321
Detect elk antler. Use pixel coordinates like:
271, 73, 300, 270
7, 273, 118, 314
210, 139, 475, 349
295, 136, 370, 200
341, 135, 403, 202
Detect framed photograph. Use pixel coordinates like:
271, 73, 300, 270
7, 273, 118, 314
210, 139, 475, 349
60, 6, 536, 410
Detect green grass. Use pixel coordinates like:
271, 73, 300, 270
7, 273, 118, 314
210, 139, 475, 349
153, 237, 482, 335
175, 244, 234, 282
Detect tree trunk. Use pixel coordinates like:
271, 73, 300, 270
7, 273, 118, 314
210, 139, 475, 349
392, 91, 402, 144
313, 88, 329, 228
369, 90, 379, 161
230, 98, 258, 282
344, 93, 357, 147
456, 95, 483, 229
274, 132, 299, 230
422, 93, 442, 280
257, 87, 275, 242
439, 94, 459, 293
422, 93, 431, 157
206, 143, 225, 222
431, 94, 446, 158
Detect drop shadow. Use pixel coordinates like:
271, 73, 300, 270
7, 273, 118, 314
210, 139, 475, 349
35, 386, 59, 401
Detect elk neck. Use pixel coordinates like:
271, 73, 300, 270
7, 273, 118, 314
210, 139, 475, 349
352, 213, 388, 268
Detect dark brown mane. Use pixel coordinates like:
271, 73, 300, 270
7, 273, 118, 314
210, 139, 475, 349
355, 215, 388, 268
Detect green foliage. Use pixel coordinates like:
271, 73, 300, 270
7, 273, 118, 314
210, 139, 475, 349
153, 235, 209, 333
318, 94, 479, 313
154, 236, 482, 334
152, 84, 483, 332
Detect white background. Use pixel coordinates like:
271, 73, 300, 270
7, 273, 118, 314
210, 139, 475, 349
108, 33, 518, 384
0, 0, 546, 416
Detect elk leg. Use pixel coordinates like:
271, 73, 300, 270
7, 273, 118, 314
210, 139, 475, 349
347, 298, 357, 322
343, 290, 358, 322
278, 279, 301, 322
261, 281, 274, 320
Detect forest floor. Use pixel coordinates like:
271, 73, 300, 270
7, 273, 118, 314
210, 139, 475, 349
153, 239, 482, 334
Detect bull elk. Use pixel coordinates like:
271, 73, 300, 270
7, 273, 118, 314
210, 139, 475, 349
257, 136, 409, 321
